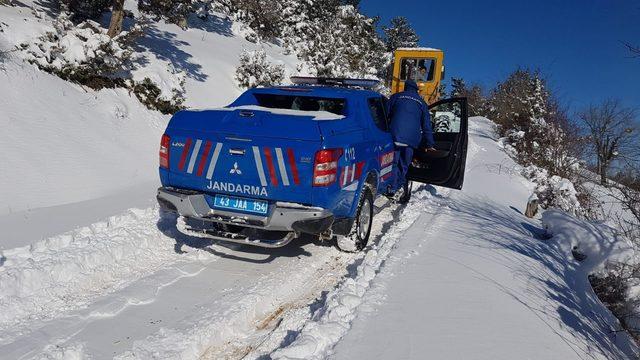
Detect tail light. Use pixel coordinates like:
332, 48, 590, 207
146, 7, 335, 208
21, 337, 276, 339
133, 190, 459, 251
159, 134, 170, 169
313, 148, 343, 186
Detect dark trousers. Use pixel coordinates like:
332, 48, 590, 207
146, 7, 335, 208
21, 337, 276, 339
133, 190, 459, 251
393, 146, 414, 190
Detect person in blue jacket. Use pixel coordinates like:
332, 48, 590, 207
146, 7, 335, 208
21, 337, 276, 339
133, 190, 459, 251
387, 79, 436, 197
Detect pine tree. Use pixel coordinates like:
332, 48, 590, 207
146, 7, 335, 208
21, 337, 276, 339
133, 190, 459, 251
450, 77, 467, 97
284, 1, 385, 77
383, 16, 419, 52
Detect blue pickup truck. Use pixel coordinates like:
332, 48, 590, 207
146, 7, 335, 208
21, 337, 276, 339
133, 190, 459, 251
157, 77, 468, 251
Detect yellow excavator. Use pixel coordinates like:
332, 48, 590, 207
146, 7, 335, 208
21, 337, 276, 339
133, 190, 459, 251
390, 47, 445, 104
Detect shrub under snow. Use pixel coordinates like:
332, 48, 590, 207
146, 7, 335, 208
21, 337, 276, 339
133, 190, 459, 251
235, 49, 285, 89
22, 13, 185, 114
523, 165, 584, 216
22, 12, 139, 88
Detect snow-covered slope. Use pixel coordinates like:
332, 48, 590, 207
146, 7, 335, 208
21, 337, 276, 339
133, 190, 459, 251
0, 59, 166, 216
0, 1, 298, 241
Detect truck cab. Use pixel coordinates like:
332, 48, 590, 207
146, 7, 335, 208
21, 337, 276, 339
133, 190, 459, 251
157, 77, 468, 251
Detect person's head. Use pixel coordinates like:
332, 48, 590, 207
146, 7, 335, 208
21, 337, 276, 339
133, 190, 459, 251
419, 67, 427, 74
404, 79, 419, 92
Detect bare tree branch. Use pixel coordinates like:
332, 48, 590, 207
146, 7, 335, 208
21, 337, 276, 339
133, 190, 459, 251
626, 42, 640, 58
579, 99, 638, 185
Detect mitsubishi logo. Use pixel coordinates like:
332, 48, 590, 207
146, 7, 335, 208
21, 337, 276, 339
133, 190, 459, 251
230, 162, 242, 175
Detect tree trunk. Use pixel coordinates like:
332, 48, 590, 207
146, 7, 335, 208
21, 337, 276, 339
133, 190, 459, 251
107, 0, 125, 38
178, 16, 188, 30
600, 160, 608, 185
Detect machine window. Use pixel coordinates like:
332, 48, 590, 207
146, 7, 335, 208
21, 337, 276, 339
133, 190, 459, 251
399, 58, 436, 83
367, 97, 389, 132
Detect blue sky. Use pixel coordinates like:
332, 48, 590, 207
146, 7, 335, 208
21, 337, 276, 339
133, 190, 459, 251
361, 0, 640, 113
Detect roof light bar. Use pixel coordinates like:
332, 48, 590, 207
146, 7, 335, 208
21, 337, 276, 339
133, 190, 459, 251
290, 76, 380, 89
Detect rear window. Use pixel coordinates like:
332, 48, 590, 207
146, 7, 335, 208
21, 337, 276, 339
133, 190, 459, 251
254, 94, 346, 116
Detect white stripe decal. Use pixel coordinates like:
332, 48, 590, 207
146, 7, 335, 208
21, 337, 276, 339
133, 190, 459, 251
206, 142, 223, 180
380, 164, 393, 176
275, 148, 290, 186
350, 164, 356, 182
253, 146, 268, 187
342, 166, 349, 186
187, 139, 202, 174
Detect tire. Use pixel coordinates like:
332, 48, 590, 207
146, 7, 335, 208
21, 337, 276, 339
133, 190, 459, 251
398, 181, 413, 204
336, 186, 374, 252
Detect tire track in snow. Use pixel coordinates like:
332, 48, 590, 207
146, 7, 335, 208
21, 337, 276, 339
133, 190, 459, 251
0, 207, 219, 345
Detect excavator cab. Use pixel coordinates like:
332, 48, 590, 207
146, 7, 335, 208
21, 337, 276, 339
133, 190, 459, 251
390, 48, 445, 104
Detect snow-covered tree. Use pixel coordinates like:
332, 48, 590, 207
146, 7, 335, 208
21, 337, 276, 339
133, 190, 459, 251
488, 69, 550, 134
383, 16, 419, 52
235, 49, 285, 88
286, 3, 385, 77
490, 69, 586, 180
230, 0, 284, 40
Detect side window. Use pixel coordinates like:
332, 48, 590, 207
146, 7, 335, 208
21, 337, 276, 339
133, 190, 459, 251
367, 97, 389, 132
430, 101, 462, 133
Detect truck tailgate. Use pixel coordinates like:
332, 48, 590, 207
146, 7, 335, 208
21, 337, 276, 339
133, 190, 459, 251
164, 109, 321, 205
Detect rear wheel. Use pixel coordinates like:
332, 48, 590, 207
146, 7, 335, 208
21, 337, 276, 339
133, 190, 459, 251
336, 186, 374, 252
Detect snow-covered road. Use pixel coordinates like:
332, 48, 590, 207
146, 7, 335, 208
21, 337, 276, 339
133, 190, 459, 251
1, 117, 636, 359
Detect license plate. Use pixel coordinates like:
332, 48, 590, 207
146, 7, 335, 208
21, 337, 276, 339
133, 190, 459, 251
212, 194, 269, 215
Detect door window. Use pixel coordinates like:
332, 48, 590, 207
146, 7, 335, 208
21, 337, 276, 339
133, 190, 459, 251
367, 98, 389, 132
431, 101, 462, 133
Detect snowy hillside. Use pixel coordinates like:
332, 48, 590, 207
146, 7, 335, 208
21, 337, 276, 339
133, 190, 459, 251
0, 1, 298, 241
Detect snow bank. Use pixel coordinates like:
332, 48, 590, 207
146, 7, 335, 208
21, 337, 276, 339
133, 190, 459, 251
0, 59, 166, 215
542, 210, 634, 272
0, 207, 214, 341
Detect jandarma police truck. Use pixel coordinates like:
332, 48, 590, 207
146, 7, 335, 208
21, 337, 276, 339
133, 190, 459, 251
156, 77, 468, 252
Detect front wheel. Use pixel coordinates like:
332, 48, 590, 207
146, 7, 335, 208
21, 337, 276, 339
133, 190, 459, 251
336, 186, 374, 252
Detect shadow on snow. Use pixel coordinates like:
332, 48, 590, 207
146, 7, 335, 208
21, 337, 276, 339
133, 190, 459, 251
446, 195, 636, 359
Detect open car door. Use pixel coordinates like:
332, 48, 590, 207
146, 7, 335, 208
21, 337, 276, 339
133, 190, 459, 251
407, 97, 468, 190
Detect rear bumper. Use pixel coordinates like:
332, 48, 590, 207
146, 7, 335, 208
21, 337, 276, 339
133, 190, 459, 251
157, 187, 334, 233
